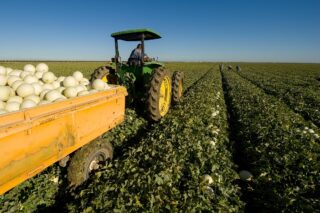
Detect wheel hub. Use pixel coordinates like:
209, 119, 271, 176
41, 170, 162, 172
89, 159, 100, 171
158, 76, 171, 116
178, 79, 183, 97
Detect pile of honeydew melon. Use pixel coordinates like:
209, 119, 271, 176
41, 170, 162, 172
0, 63, 110, 115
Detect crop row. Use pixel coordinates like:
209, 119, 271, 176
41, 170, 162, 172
235, 63, 320, 88
166, 62, 218, 89
236, 67, 320, 127
66, 69, 243, 212
222, 70, 320, 212
0, 63, 213, 212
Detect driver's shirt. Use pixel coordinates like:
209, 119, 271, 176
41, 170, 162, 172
128, 48, 143, 61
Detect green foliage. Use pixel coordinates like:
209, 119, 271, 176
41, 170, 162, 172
222, 70, 320, 212
0, 166, 61, 212
2, 61, 318, 212
0, 62, 217, 212
236, 63, 320, 127
67, 69, 243, 212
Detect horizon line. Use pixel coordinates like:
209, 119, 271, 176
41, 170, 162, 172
0, 59, 319, 64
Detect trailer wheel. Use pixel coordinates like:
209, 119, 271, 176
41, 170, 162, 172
67, 140, 113, 187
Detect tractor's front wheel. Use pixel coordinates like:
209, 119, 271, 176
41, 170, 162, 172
90, 66, 117, 84
171, 71, 184, 104
147, 68, 171, 121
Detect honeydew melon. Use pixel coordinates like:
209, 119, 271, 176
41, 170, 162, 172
308, 129, 315, 134
20, 71, 31, 79
39, 89, 50, 99
5, 101, 20, 112
0, 86, 12, 101
78, 90, 89, 96
63, 76, 78, 87
45, 90, 61, 102
35, 71, 44, 79
0, 75, 8, 86
24, 75, 38, 84
104, 83, 111, 90
42, 72, 56, 83
54, 96, 67, 102
51, 81, 61, 89
42, 83, 54, 90
24, 64, 36, 73
79, 78, 89, 86
75, 85, 86, 93
202, 175, 213, 185
56, 87, 65, 93
20, 100, 37, 109
73, 71, 83, 81
7, 96, 23, 104
25, 95, 40, 104
0, 109, 7, 114
9, 70, 22, 77
16, 84, 35, 98
36, 63, 49, 72
32, 83, 43, 96
0, 101, 5, 109
239, 170, 253, 181
9, 88, 15, 96
92, 79, 105, 91
11, 80, 24, 90
7, 76, 22, 86
38, 100, 50, 105
5, 68, 13, 75
64, 87, 78, 98
57, 76, 65, 82
0, 66, 6, 75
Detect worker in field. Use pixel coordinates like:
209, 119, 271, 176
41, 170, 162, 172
219, 64, 224, 72
128, 44, 143, 66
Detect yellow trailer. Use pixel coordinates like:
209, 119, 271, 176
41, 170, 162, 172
0, 86, 127, 195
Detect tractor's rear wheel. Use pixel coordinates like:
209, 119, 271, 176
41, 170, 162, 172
147, 68, 171, 121
67, 139, 113, 187
171, 71, 184, 104
90, 66, 117, 84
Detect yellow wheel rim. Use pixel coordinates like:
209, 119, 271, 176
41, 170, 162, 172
159, 76, 171, 116
178, 79, 183, 97
101, 75, 108, 83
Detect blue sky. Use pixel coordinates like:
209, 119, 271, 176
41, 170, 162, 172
0, 0, 319, 62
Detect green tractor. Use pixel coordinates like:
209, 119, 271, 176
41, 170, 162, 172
90, 29, 184, 121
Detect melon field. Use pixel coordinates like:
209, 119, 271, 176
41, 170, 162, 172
0, 62, 320, 212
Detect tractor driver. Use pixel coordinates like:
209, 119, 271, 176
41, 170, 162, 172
128, 44, 143, 66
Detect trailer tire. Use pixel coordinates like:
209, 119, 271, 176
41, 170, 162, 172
67, 139, 113, 187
